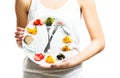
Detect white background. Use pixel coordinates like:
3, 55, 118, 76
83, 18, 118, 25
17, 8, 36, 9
0, 0, 120, 78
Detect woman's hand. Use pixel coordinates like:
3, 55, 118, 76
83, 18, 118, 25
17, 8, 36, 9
15, 27, 25, 48
39, 54, 81, 69
51, 55, 81, 68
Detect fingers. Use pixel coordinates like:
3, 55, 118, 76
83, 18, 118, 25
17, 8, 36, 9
15, 31, 24, 38
15, 31, 24, 35
38, 59, 75, 69
51, 60, 70, 68
15, 27, 25, 43
15, 27, 25, 36
38, 60, 69, 69
16, 27, 25, 31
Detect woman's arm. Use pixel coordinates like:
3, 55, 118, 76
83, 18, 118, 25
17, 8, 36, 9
50, 0, 105, 68
15, 0, 31, 48
78, 0, 105, 62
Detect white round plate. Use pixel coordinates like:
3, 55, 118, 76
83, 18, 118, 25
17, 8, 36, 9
22, 13, 78, 66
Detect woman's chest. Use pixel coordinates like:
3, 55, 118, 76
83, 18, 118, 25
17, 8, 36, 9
39, 0, 67, 9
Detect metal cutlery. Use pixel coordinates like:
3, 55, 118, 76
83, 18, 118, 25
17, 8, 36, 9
44, 24, 59, 53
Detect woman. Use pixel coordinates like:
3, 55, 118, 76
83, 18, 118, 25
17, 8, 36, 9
15, 0, 105, 78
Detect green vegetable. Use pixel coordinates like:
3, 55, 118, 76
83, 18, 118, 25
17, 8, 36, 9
45, 17, 55, 26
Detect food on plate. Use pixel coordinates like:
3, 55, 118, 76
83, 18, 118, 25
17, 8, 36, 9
45, 55, 56, 63
44, 17, 55, 26
24, 35, 34, 45
34, 53, 44, 61
57, 53, 65, 60
27, 26, 37, 35
23, 16, 77, 65
62, 45, 71, 51
63, 35, 73, 43
33, 19, 43, 25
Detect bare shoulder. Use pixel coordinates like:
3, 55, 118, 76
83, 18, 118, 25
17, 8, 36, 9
15, 0, 31, 12
77, 0, 96, 8
15, 0, 32, 28
15, 0, 27, 7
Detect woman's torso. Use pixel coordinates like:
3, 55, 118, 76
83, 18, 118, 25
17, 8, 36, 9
28, 0, 82, 47
24, 0, 83, 74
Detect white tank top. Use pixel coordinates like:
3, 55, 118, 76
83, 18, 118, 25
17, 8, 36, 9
28, 0, 82, 51
24, 0, 83, 75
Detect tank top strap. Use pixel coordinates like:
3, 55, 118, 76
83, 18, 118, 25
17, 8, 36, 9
28, 0, 40, 21
29, 0, 37, 12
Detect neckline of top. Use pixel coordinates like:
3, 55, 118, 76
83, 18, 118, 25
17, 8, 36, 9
37, 0, 69, 11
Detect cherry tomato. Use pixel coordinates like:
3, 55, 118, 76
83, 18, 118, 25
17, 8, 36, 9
34, 19, 43, 25
34, 19, 40, 25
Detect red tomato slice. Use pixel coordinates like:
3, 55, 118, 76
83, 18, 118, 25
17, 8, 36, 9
34, 53, 44, 61
33, 19, 43, 26
39, 54, 44, 59
34, 19, 40, 25
34, 56, 41, 61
